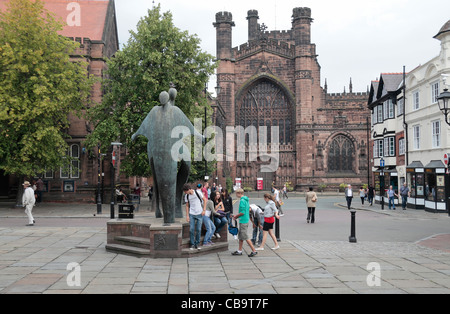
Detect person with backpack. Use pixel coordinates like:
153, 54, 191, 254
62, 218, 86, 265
183, 184, 207, 250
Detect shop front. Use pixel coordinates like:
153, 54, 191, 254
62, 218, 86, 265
424, 160, 447, 213
406, 161, 425, 209
374, 167, 399, 205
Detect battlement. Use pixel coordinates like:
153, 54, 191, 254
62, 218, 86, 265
327, 91, 369, 99
233, 38, 296, 60
292, 7, 312, 21
214, 11, 234, 25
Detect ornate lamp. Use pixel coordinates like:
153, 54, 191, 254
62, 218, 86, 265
438, 88, 450, 125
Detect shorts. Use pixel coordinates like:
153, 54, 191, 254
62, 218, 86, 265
238, 222, 249, 241
263, 222, 274, 231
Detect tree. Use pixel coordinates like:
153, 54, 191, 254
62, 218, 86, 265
85, 5, 217, 180
0, 0, 94, 179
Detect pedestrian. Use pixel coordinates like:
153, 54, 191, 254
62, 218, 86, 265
387, 185, 398, 210
36, 178, 44, 203
149, 185, 153, 201
359, 186, 366, 205
282, 185, 289, 199
399, 182, 410, 210
183, 184, 207, 250
221, 188, 233, 222
367, 184, 375, 206
256, 194, 280, 251
273, 187, 284, 216
345, 184, 353, 209
305, 187, 318, 223
202, 194, 216, 247
22, 181, 36, 226
231, 188, 257, 257
249, 204, 264, 246
212, 191, 227, 239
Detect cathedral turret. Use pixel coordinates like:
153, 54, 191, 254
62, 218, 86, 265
213, 12, 235, 60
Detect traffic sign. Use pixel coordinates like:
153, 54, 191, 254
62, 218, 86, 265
444, 153, 449, 165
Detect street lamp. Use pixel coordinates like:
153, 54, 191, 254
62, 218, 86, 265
110, 142, 122, 219
380, 158, 385, 210
437, 78, 450, 216
438, 88, 450, 125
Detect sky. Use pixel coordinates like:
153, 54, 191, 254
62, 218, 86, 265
114, 0, 450, 94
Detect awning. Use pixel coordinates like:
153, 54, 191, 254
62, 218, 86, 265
407, 161, 424, 169
424, 160, 445, 168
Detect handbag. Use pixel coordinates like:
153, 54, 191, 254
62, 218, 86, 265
228, 219, 238, 236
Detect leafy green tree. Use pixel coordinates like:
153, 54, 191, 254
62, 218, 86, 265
0, 0, 94, 179
85, 5, 217, 180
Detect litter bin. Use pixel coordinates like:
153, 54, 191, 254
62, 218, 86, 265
128, 194, 140, 212
118, 204, 134, 219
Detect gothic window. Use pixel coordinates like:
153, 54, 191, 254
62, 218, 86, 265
237, 79, 293, 145
328, 135, 354, 173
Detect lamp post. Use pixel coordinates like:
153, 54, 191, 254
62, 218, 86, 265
437, 78, 450, 216
97, 144, 102, 215
110, 142, 122, 219
380, 158, 385, 210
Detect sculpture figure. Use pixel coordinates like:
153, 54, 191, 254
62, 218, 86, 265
131, 88, 203, 224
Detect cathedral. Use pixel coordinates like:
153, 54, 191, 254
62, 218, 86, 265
213, 8, 371, 191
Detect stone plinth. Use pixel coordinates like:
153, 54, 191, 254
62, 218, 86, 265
106, 216, 229, 258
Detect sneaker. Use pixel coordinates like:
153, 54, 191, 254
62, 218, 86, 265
203, 242, 211, 247
255, 247, 264, 251
271, 246, 280, 250
215, 233, 221, 239
231, 251, 242, 256
248, 251, 258, 257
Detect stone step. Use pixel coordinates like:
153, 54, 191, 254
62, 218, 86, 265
181, 242, 228, 257
105, 243, 151, 257
114, 236, 150, 249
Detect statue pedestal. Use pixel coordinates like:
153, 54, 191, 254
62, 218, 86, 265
106, 216, 229, 258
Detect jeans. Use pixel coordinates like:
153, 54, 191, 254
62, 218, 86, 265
214, 216, 228, 234
252, 215, 263, 244
389, 196, 396, 209
202, 216, 215, 244
346, 197, 353, 209
401, 195, 408, 209
189, 214, 203, 246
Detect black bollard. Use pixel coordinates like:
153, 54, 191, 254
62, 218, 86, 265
349, 209, 357, 243
275, 217, 281, 242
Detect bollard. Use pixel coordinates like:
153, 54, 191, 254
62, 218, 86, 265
349, 209, 357, 243
275, 217, 281, 242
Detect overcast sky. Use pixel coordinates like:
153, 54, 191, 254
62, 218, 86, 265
114, 0, 450, 94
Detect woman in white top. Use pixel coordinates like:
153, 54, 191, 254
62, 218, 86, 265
256, 194, 280, 251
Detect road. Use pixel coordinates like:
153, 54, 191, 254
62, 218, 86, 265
1, 196, 448, 244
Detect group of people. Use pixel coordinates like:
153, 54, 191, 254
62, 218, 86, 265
183, 184, 233, 249
345, 183, 410, 210
183, 184, 283, 257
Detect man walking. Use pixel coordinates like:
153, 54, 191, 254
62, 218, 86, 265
231, 188, 257, 257
387, 185, 398, 210
400, 183, 410, 210
345, 184, 353, 209
183, 184, 207, 250
22, 181, 36, 226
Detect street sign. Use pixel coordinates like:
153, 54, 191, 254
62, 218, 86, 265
380, 159, 385, 168
444, 153, 449, 165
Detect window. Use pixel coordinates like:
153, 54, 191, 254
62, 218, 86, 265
431, 81, 440, 104
432, 120, 441, 148
399, 138, 405, 156
373, 141, 378, 158
413, 91, 420, 110
383, 102, 388, 121
378, 140, 383, 158
413, 125, 420, 150
388, 99, 395, 119
328, 135, 354, 172
61, 144, 80, 179
377, 105, 383, 123
383, 137, 395, 157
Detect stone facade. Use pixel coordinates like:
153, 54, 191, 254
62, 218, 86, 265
213, 8, 371, 191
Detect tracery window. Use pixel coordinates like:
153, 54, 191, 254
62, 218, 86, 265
328, 135, 354, 172
237, 79, 293, 145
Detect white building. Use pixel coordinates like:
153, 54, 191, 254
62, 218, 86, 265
404, 20, 450, 212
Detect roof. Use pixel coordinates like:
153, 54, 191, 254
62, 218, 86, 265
434, 20, 450, 39
0, 0, 111, 41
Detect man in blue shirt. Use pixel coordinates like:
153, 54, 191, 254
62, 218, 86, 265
387, 185, 398, 210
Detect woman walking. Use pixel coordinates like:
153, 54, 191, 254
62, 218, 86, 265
305, 187, 318, 223
256, 194, 280, 251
